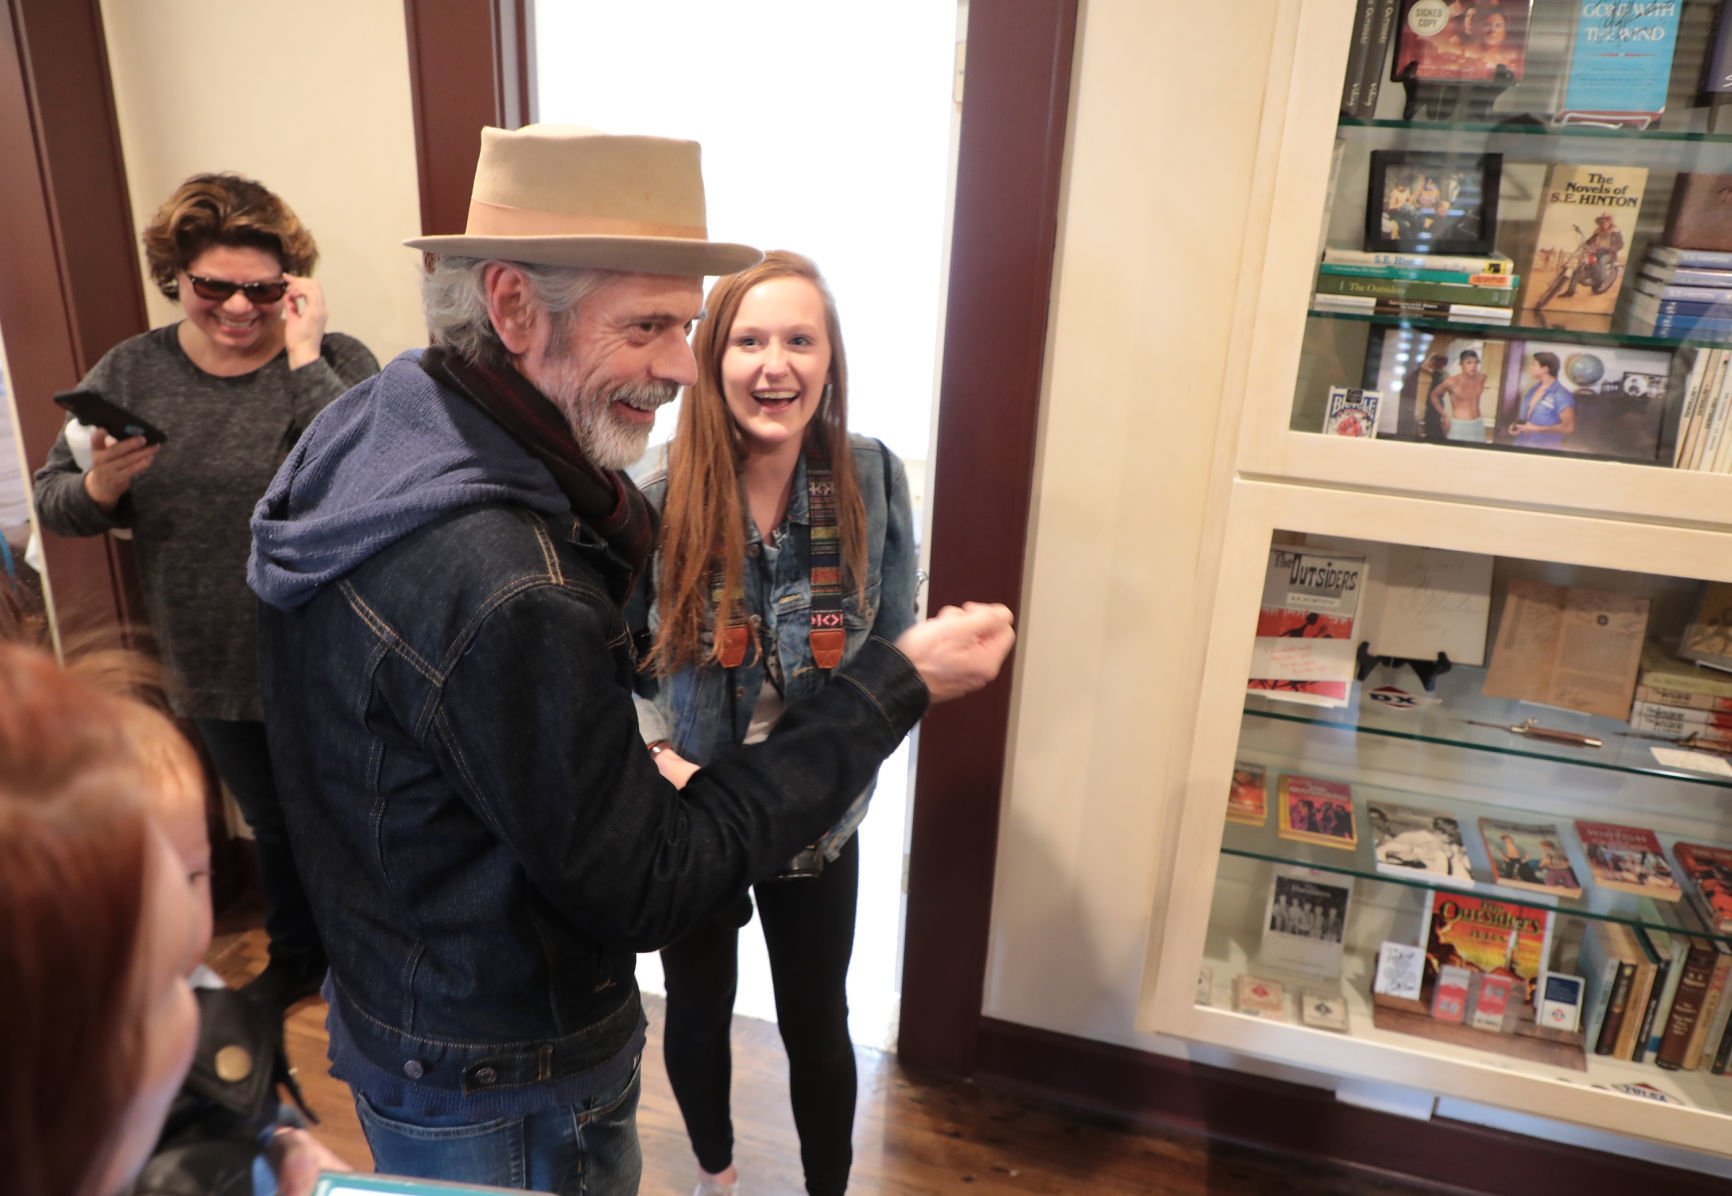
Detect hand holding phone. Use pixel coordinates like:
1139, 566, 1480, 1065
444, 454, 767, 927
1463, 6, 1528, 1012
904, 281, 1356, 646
83, 428, 160, 510
53, 389, 167, 446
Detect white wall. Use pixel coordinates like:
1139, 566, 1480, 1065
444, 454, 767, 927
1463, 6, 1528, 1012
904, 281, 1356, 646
99, 0, 427, 366
981, 0, 1279, 1049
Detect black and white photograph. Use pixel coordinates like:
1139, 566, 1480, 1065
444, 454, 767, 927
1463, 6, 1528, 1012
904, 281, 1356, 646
1260, 865, 1354, 979
1369, 801, 1475, 885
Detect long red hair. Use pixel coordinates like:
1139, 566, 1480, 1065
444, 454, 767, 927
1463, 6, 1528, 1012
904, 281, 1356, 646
0, 643, 158, 1196
648, 250, 868, 673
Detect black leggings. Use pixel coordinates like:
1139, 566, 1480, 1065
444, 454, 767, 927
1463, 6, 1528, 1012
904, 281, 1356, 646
192, 717, 324, 966
660, 834, 860, 1196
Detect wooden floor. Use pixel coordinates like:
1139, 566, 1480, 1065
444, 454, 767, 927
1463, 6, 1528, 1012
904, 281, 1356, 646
207, 923, 1454, 1195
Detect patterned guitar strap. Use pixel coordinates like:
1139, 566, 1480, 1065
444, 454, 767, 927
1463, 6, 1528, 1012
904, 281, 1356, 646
710, 450, 845, 671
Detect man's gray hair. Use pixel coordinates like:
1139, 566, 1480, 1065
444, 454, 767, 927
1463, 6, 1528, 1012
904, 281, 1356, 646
421, 257, 618, 363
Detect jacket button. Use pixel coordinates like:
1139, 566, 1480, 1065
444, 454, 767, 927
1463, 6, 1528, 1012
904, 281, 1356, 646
403, 1059, 425, 1080
746, 542, 761, 558
474, 1066, 499, 1086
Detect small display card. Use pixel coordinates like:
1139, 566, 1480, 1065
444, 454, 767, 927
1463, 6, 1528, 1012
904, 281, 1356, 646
1301, 990, 1349, 1032
1373, 941, 1426, 1001
1432, 964, 1472, 1024
1471, 973, 1515, 1032
1537, 972, 1584, 1033
1234, 974, 1287, 1020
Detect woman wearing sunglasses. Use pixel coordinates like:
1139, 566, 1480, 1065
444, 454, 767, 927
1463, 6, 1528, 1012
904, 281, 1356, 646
634, 251, 919, 1196
32, 173, 379, 1017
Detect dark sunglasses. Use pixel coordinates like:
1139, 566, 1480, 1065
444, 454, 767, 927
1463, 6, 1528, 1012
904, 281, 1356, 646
186, 273, 290, 305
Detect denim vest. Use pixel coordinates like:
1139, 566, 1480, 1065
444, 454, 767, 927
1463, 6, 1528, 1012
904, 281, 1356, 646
632, 436, 919, 856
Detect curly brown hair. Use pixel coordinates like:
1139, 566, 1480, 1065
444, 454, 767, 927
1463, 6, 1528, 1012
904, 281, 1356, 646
141, 173, 318, 300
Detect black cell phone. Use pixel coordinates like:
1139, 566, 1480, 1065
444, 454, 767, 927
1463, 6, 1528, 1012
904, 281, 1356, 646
53, 388, 168, 446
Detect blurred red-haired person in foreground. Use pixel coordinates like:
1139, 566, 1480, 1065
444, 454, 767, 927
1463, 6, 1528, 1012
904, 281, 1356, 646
0, 643, 203, 1196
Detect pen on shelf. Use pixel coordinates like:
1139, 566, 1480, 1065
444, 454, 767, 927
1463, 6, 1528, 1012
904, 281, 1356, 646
1463, 719, 1603, 749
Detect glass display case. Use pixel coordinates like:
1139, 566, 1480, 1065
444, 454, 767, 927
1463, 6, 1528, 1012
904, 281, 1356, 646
1145, 0, 1732, 1163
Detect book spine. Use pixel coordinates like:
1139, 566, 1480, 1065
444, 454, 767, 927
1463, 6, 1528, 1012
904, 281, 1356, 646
1650, 246, 1732, 269
1320, 263, 1508, 284
1707, 0, 1732, 95
1321, 248, 1514, 274
1632, 700, 1732, 730
1313, 296, 1515, 321
1597, 959, 1636, 1055
1657, 939, 1717, 1068
1712, 984, 1732, 1074
1630, 286, 1732, 309
1616, 934, 1657, 1060
1648, 932, 1690, 1057
1686, 949, 1732, 1068
1340, 0, 1374, 117
1638, 682, 1732, 712
1654, 267, 1732, 288
1654, 311, 1732, 338
1360, 0, 1398, 116
1672, 350, 1712, 467
1315, 275, 1517, 305
1631, 928, 1667, 1064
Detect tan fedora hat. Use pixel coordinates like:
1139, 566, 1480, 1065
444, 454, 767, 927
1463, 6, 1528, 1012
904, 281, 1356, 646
404, 124, 761, 276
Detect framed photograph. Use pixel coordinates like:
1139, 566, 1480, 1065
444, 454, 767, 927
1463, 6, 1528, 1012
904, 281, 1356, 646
1260, 864, 1353, 979
1364, 151, 1502, 255
1495, 339, 1671, 464
1391, 0, 1533, 85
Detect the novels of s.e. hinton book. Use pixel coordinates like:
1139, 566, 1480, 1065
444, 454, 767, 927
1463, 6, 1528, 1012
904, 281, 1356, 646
1520, 164, 1648, 315
1480, 817, 1584, 899
1246, 549, 1366, 708
1226, 761, 1268, 827
1277, 774, 1359, 851
1423, 891, 1551, 1011
1369, 801, 1475, 885
1673, 841, 1732, 933
1554, 0, 1682, 127
1575, 820, 1682, 901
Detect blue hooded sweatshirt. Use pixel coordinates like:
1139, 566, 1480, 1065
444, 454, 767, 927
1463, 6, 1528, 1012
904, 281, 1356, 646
249, 350, 569, 611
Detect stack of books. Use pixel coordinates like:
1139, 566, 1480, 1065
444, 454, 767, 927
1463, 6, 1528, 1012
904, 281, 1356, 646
1628, 247, 1732, 341
1631, 641, 1732, 747
1315, 248, 1518, 325
1668, 347, 1732, 472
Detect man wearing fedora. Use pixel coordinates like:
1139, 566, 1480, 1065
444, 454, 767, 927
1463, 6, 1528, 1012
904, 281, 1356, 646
247, 124, 1013, 1193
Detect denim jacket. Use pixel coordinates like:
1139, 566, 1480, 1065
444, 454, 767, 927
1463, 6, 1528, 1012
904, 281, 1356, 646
249, 361, 929, 1107
631, 436, 919, 857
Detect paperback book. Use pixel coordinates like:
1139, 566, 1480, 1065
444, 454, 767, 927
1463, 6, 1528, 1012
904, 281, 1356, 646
1520, 163, 1647, 317
1277, 774, 1359, 852
1227, 761, 1268, 827
1323, 247, 1515, 275
1553, 0, 1682, 128
1480, 817, 1584, 899
1424, 891, 1552, 1010
1246, 548, 1366, 707
1368, 800, 1474, 884
1575, 821, 1681, 901
1391, 0, 1532, 83
1673, 841, 1732, 933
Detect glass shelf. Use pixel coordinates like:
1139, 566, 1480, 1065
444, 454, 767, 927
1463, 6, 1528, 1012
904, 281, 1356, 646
1338, 116, 1732, 147
1221, 771, 1732, 946
1305, 307, 1730, 353
1244, 662, 1732, 790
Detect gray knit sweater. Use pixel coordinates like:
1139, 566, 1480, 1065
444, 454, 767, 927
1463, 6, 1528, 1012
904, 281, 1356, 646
33, 324, 380, 720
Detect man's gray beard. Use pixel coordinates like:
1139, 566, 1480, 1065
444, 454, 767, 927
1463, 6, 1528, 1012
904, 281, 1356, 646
553, 377, 676, 471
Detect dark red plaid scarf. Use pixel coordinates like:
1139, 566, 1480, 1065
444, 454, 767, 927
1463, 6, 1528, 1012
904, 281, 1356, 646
421, 346, 658, 600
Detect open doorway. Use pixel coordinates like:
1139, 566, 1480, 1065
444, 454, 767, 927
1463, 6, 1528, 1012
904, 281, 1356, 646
533, 0, 964, 1049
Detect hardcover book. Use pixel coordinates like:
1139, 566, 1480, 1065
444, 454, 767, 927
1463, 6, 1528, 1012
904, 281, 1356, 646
1277, 775, 1359, 851
1520, 164, 1647, 316
1480, 817, 1583, 899
1575, 821, 1681, 901
1392, 0, 1532, 83
1246, 548, 1366, 707
1656, 936, 1719, 1070
1368, 801, 1474, 884
1323, 386, 1382, 437
1227, 762, 1268, 826
1664, 173, 1732, 253
1424, 891, 1552, 1010
1673, 841, 1732, 933
1554, 0, 1682, 127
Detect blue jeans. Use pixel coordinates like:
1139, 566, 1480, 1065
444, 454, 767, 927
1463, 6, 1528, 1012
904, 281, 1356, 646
353, 1058, 643, 1195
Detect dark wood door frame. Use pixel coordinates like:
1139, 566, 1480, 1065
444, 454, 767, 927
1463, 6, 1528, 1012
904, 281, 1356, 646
402, 0, 1078, 1078
0, 0, 148, 631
